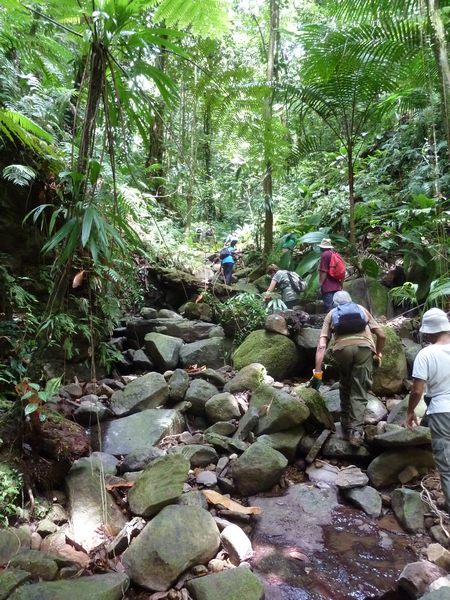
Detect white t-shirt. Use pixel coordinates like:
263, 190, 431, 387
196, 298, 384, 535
412, 343, 450, 414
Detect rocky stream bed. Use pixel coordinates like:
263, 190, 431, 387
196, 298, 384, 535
1, 304, 450, 600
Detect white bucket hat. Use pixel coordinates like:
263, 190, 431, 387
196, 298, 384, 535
419, 308, 450, 334
318, 238, 334, 249
333, 291, 352, 305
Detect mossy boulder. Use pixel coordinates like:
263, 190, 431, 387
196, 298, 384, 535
372, 327, 407, 395
250, 384, 310, 434
232, 330, 299, 380
295, 386, 335, 432
343, 277, 392, 318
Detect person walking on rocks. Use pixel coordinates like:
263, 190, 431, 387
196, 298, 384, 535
318, 238, 345, 312
264, 264, 305, 310
311, 290, 385, 447
220, 239, 238, 285
406, 308, 450, 510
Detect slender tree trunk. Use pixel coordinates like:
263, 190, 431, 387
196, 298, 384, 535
185, 67, 198, 231
428, 0, 450, 163
146, 46, 167, 203
348, 145, 356, 247
203, 101, 213, 218
263, 0, 279, 256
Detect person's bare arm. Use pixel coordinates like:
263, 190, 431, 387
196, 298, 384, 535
315, 336, 328, 372
406, 378, 426, 429
371, 326, 386, 357
319, 271, 327, 286
265, 280, 277, 294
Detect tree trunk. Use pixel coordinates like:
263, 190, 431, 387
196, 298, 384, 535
428, 0, 450, 163
263, 0, 279, 256
348, 145, 356, 247
203, 101, 213, 218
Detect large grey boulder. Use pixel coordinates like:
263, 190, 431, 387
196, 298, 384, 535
180, 338, 225, 370
232, 330, 299, 380
73, 396, 111, 425
223, 363, 267, 393
372, 327, 407, 395
373, 425, 431, 447
256, 426, 304, 463
295, 386, 335, 431
8, 550, 59, 581
387, 395, 428, 425
321, 388, 341, 420
367, 449, 434, 488
0, 569, 31, 599
205, 393, 240, 423
343, 277, 392, 318
402, 338, 422, 372
364, 395, 388, 425
392, 488, 426, 533
109, 372, 169, 416
187, 566, 264, 600
144, 332, 183, 371
119, 447, 166, 473
232, 442, 288, 495
185, 379, 219, 416
144, 319, 224, 343
250, 384, 309, 435
398, 561, 446, 599
0, 528, 31, 565
8, 573, 129, 600
342, 486, 382, 517
128, 454, 189, 517
168, 369, 190, 401
65, 457, 127, 553
92, 409, 184, 456
122, 505, 220, 591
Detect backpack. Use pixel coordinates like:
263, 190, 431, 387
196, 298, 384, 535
331, 302, 368, 335
328, 252, 346, 282
287, 271, 306, 294
219, 247, 231, 260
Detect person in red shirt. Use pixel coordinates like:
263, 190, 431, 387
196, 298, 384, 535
318, 238, 343, 311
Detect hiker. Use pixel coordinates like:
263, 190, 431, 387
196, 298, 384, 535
311, 290, 385, 447
264, 264, 305, 309
280, 233, 297, 269
220, 239, 238, 285
318, 238, 345, 312
406, 308, 450, 511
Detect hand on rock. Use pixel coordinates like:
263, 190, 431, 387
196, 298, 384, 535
405, 410, 419, 430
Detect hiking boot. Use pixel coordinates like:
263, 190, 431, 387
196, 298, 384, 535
348, 430, 364, 448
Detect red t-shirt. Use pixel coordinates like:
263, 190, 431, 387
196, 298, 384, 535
319, 249, 343, 293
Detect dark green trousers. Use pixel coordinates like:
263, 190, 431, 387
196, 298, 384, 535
428, 413, 450, 512
333, 345, 373, 435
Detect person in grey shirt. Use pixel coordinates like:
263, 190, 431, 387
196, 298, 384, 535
264, 264, 304, 309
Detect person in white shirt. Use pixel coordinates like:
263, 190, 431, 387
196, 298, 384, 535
406, 308, 450, 509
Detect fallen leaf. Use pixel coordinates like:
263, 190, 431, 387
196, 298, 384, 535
202, 490, 262, 515
72, 270, 85, 288
288, 550, 309, 562
105, 481, 134, 491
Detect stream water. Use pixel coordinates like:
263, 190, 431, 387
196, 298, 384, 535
250, 484, 416, 600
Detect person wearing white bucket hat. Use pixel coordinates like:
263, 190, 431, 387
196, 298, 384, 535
406, 308, 450, 510
318, 238, 345, 311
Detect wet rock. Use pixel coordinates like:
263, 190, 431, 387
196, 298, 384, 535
185, 379, 219, 416
106, 517, 146, 558
158, 309, 183, 319
9, 550, 59, 581
73, 396, 110, 425
168, 368, 190, 401
342, 486, 382, 517
232, 443, 288, 495
180, 337, 225, 370
306, 462, 339, 486
170, 444, 218, 468
196, 471, 217, 487
61, 383, 83, 399
398, 561, 446, 598
132, 349, 154, 371
122, 505, 220, 591
321, 426, 371, 460
8, 573, 129, 600
224, 363, 267, 393
65, 457, 127, 553
320, 388, 341, 420
372, 327, 407, 395
119, 446, 165, 473
205, 421, 237, 436
144, 332, 183, 371
427, 544, 450, 571
367, 449, 434, 488
188, 565, 264, 600
220, 524, 253, 565
336, 466, 369, 489
265, 313, 289, 336
232, 330, 299, 380
205, 392, 241, 423
194, 368, 227, 388
364, 395, 388, 424
0, 569, 31, 599
305, 429, 332, 464
373, 425, 431, 447
180, 302, 212, 322
295, 387, 335, 431
109, 372, 169, 416
392, 488, 425, 533
0, 528, 31, 565
257, 426, 305, 462
205, 433, 247, 454
128, 454, 189, 517
178, 490, 209, 510
141, 307, 158, 319
92, 408, 184, 456
250, 384, 309, 435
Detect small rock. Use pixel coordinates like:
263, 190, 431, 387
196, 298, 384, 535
62, 383, 83, 399
427, 543, 450, 571
205, 422, 237, 436
0, 569, 31, 599
391, 488, 426, 533
232, 443, 288, 495
336, 466, 369, 490
398, 465, 420, 485
220, 524, 253, 565
178, 491, 209, 510
46, 504, 68, 525
431, 526, 450, 548
208, 558, 227, 572
398, 561, 446, 598
306, 462, 339, 486
187, 566, 264, 600
36, 519, 58, 537
120, 447, 166, 473
205, 393, 240, 423
196, 471, 218, 487
106, 517, 146, 558
343, 486, 382, 518
9, 550, 59, 581
30, 533, 42, 551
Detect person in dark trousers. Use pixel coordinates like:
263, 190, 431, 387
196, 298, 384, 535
311, 291, 385, 447
406, 308, 450, 511
264, 264, 304, 309
221, 239, 238, 285
318, 238, 343, 311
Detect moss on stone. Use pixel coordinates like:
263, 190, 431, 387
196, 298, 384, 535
372, 326, 407, 395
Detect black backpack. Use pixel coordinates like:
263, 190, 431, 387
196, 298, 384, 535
219, 247, 231, 260
287, 271, 305, 294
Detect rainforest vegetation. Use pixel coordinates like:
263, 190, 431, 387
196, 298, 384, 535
0, 0, 449, 393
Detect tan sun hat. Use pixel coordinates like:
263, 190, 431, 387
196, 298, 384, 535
318, 238, 334, 249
